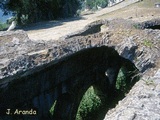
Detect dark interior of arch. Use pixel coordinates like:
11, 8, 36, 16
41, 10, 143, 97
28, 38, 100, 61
0, 46, 140, 120
147, 25, 160, 30
145, 25, 160, 30
50, 62, 139, 120
49, 48, 140, 120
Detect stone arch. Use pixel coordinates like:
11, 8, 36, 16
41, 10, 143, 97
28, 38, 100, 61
50, 57, 139, 120
52, 79, 110, 120
52, 84, 92, 120
51, 66, 119, 119
120, 57, 139, 89
0, 46, 139, 120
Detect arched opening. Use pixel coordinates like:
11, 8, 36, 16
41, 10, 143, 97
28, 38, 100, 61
49, 61, 139, 120
146, 25, 160, 30
76, 86, 104, 120
49, 93, 75, 120
76, 59, 139, 120
47, 46, 139, 120
0, 46, 140, 120
49, 83, 95, 120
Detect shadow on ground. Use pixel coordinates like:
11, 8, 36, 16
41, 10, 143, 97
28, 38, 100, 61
22, 16, 85, 31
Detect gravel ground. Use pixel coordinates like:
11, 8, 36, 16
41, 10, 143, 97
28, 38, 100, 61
25, 0, 141, 41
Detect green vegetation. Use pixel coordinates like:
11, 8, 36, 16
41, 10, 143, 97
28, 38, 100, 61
76, 67, 135, 120
49, 87, 103, 120
50, 100, 57, 115
143, 39, 153, 47
0, 0, 109, 25
0, 21, 9, 31
84, 0, 108, 10
116, 68, 127, 92
133, 24, 141, 29
0, 0, 82, 25
49, 67, 139, 120
76, 86, 102, 120
143, 79, 155, 86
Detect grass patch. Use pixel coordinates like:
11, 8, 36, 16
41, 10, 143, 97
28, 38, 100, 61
143, 39, 153, 47
133, 24, 141, 29
0, 21, 9, 31
50, 100, 57, 115
143, 79, 155, 86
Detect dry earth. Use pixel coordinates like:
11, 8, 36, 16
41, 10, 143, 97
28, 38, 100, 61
24, 0, 160, 41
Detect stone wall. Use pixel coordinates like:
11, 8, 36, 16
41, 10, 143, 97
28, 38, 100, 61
104, 69, 160, 120
63, 18, 160, 119
0, 30, 54, 79
0, 18, 160, 119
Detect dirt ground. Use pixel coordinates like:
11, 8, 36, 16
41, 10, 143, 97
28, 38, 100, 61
25, 0, 160, 41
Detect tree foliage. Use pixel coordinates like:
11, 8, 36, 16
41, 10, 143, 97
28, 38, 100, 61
85, 0, 108, 10
0, 20, 9, 31
0, 0, 109, 25
0, 0, 82, 25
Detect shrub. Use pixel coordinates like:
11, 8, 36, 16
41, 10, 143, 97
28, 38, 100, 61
49, 67, 137, 120
0, 21, 9, 31
116, 68, 127, 92
0, 0, 81, 25
85, 0, 108, 10
76, 86, 102, 120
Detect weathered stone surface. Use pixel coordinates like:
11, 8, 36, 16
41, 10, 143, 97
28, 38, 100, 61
100, 18, 160, 120
0, 18, 160, 119
60, 20, 107, 40
0, 46, 125, 120
0, 30, 29, 46
65, 18, 160, 120
137, 18, 160, 29
0, 19, 158, 79
104, 69, 160, 120
0, 31, 54, 79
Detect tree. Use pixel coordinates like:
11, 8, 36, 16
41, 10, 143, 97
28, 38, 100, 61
85, 0, 108, 10
0, 0, 109, 25
0, 0, 82, 25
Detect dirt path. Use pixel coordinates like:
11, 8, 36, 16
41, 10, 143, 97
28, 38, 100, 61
25, 0, 141, 41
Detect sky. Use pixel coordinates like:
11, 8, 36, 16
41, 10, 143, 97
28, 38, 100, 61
0, 9, 12, 23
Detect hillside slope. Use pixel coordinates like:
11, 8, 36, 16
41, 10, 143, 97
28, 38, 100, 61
25, 0, 160, 41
